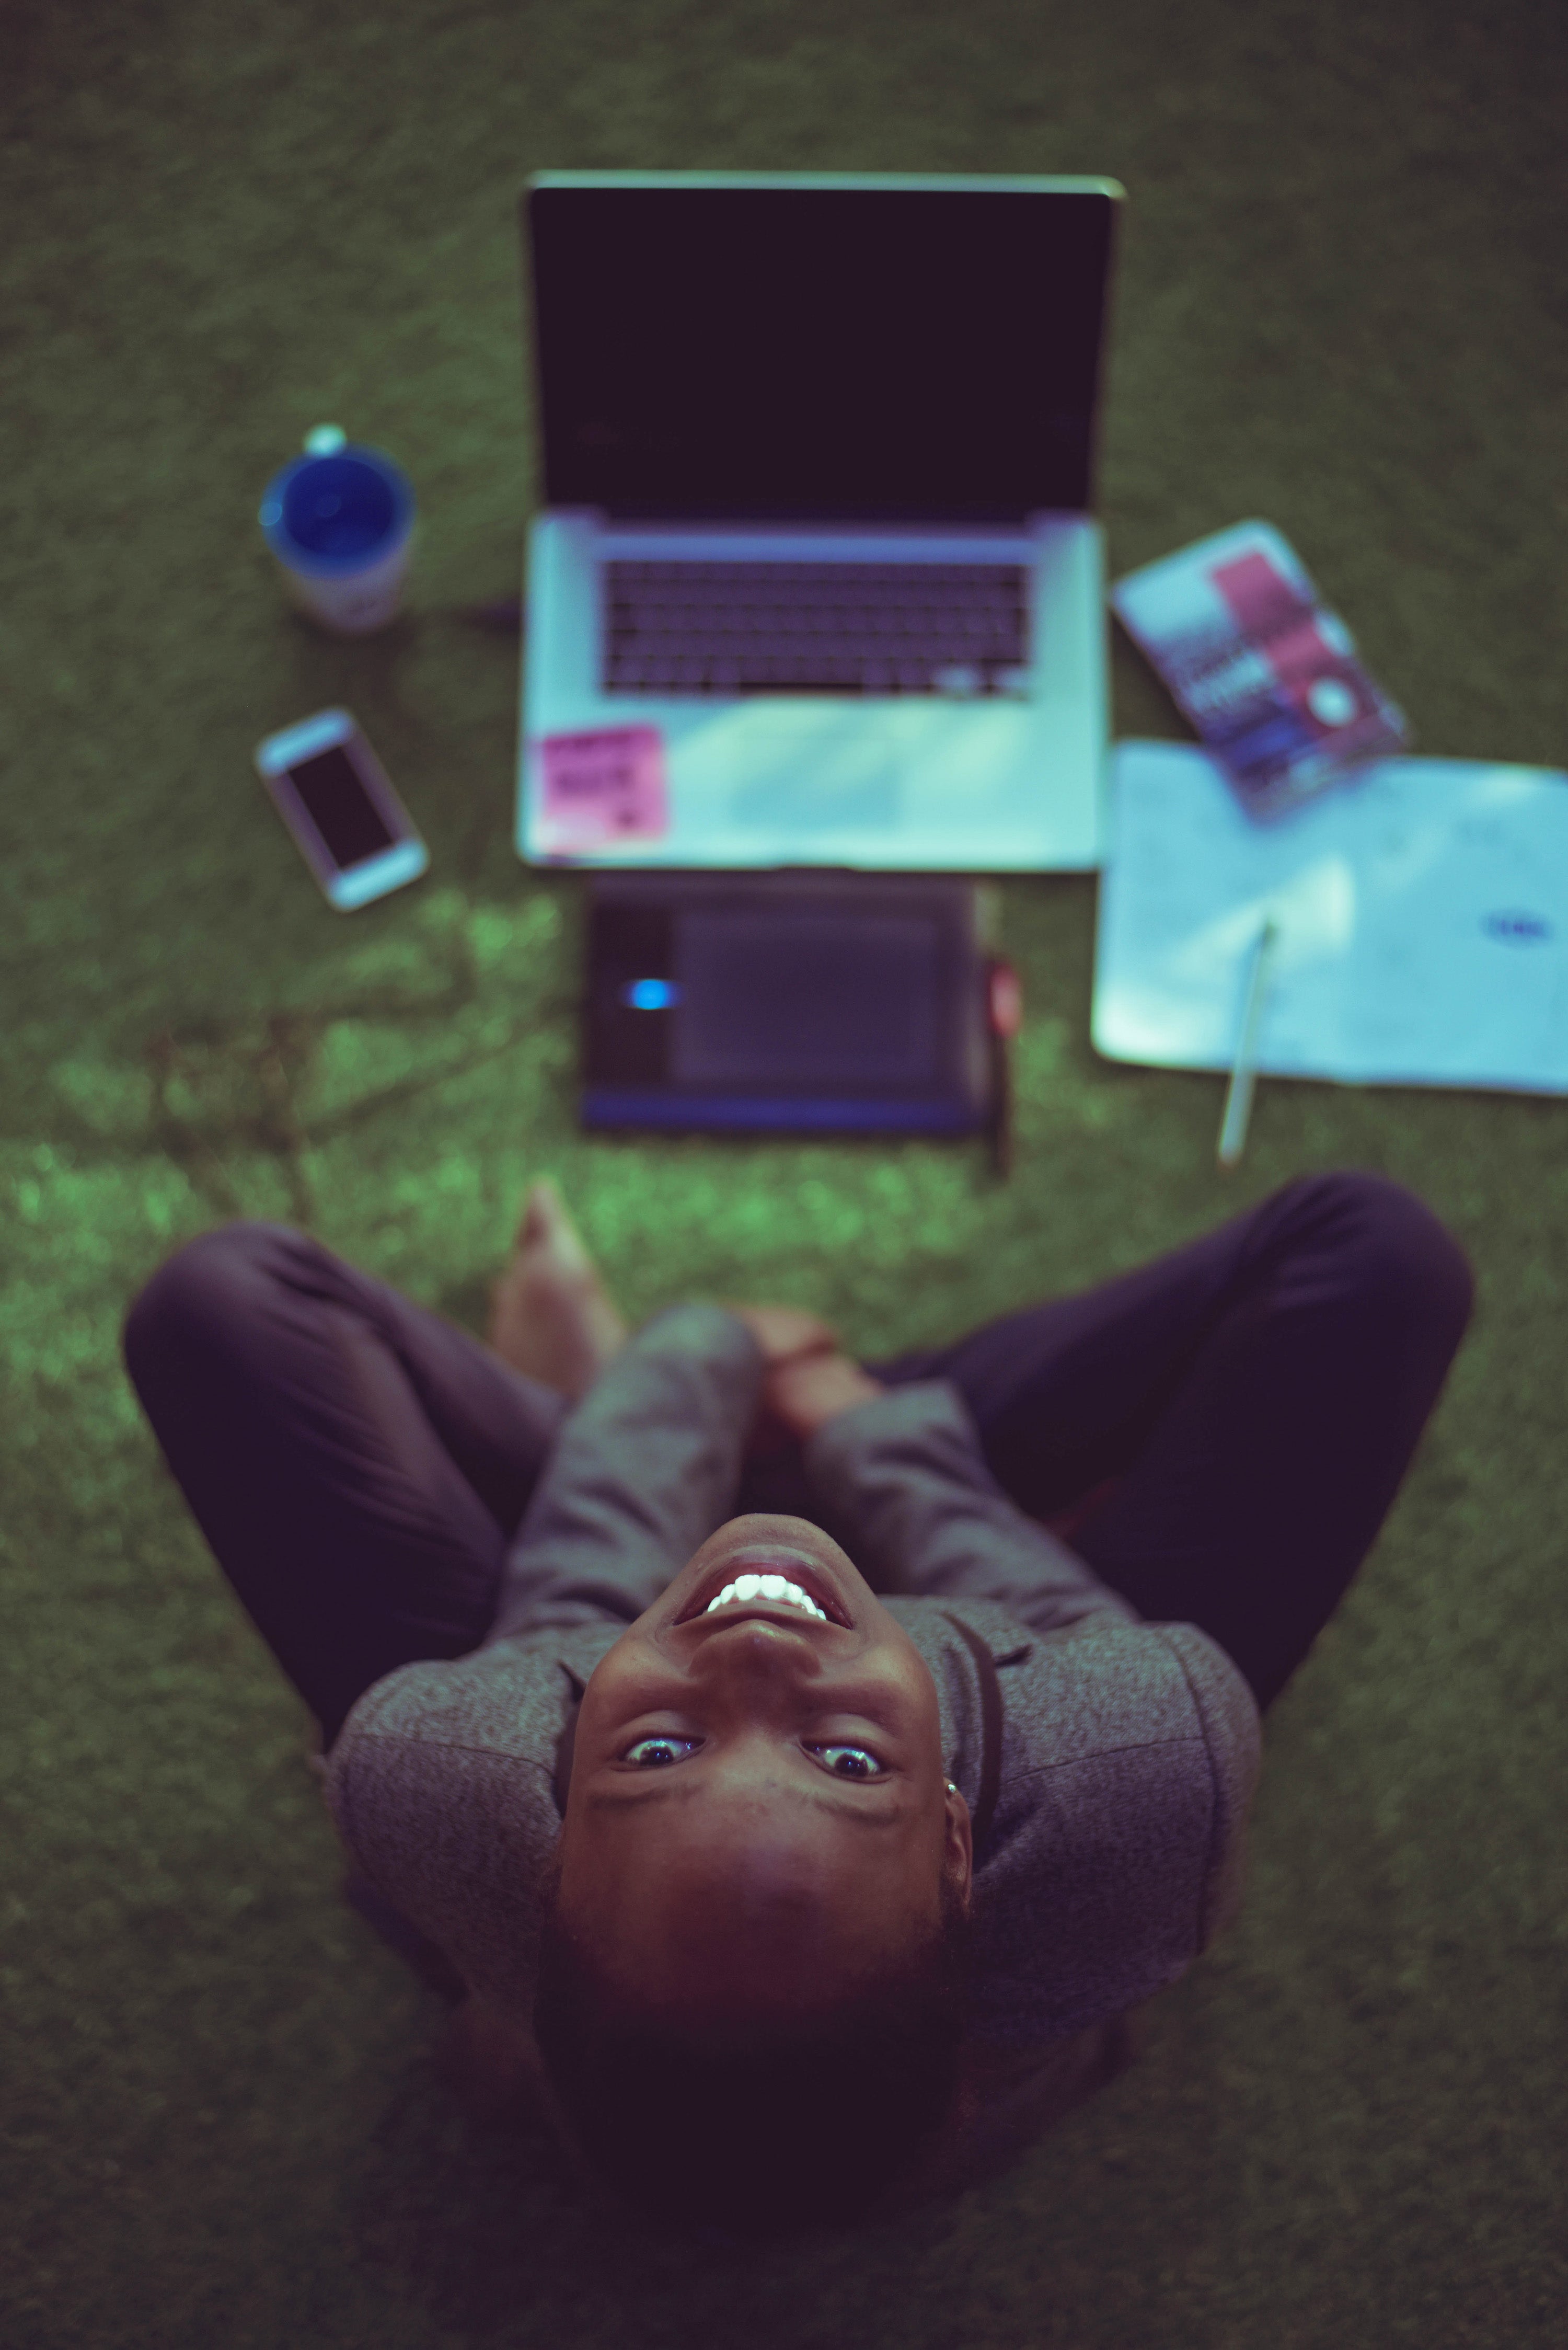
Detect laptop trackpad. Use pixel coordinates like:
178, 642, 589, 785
729, 728, 903, 830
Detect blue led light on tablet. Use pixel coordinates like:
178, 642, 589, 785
624, 978, 681, 1010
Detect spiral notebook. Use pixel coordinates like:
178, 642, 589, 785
1094, 741, 1568, 1093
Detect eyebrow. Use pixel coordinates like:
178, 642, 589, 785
585, 1779, 904, 1827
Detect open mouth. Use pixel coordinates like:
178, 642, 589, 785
676, 1551, 852, 1629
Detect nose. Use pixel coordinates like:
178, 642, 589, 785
691, 1617, 821, 1700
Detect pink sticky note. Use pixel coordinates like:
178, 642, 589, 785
537, 726, 670, 850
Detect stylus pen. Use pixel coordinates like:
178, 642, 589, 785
989, 1031, 1013, 1178
987, 958, 1022, 1180
1217, 917, 1279, 1171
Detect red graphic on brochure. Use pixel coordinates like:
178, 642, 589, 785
538, 725, 670, 849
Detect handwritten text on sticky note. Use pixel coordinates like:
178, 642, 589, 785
538, 726, 670, 849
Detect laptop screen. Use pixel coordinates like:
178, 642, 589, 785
526, 175, 1121, 525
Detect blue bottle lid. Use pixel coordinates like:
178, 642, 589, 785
259, 438, 414, 576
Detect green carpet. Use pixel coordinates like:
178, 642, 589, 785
4, 2, 1566, 2344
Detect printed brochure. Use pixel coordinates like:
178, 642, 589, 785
1111, 521, 1410, 818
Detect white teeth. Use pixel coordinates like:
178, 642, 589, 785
705, 1573, 828, 1622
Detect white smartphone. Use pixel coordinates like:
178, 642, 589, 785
254, 707, 430, 910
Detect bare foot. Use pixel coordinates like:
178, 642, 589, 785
488, 1178, 629, 1400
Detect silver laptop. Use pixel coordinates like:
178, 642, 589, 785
516, 171, 1123, 873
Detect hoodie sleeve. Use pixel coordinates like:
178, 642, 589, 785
484, 1303, 765, 1644
805, 1378, 1140, 1633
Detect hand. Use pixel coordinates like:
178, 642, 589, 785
764, 1350, 883, 1440
726, 1305, 877, 1454
725, 1302, 841, 1366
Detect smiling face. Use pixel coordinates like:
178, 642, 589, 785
557, 1513, 972, 2036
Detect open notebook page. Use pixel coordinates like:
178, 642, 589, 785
1094, 742, 1568, 1092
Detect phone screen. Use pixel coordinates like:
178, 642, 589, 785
288, 744, 397, 870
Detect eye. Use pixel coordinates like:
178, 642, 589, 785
622, 1735, 700, 1767
806, 1743, 886, 1780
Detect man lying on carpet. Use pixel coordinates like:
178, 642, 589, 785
123, 1170, 1471, 2235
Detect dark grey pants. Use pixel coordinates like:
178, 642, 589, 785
124, 1171, 1473, 1746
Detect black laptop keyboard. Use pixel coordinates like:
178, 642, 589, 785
602, 560, 1031, 695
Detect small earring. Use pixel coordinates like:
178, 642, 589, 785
945, 1779, 959, 1795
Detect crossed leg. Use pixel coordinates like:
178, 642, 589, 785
124, 1171, 1472, 1752
873, 1171, 1474, 1709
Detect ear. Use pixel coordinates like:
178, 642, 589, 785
941, 1779, 974, 1912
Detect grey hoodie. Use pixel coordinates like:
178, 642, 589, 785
325, 1305, 1261, 2188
